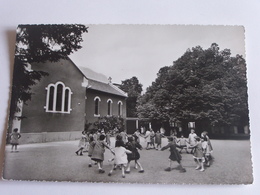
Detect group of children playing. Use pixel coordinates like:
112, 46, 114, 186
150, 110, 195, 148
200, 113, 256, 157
75, 128, 213, 177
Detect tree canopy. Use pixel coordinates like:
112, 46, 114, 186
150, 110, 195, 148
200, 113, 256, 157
137, 43, 249, 130
10, 24, 88, 121
119, 76, 143, 117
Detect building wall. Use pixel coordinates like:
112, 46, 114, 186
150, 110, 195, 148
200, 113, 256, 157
85, 89, 127, 124
20, 59, 86, 138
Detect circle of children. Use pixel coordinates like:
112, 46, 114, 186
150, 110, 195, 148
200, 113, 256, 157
75, 127, 213, 178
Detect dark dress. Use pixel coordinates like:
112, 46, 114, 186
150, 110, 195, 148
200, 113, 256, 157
161, 142, 182, 162
91, 140, 110, 162
125, 141, 142, 161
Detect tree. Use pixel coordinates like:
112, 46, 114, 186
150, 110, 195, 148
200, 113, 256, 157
9, 24, 88, 125
119, 76, 143, 117
137, 43, 249, 134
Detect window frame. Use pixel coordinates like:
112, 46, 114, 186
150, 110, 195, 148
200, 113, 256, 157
44, 81, 72, 114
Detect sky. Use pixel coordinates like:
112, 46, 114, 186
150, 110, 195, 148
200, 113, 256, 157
70, 25, 245, 91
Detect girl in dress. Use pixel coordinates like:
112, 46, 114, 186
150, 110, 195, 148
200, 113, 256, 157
189, 136, 205, 172
91, 134, 114, 173
188, 129, 197, 154
88, 135, 95, 167
201, 131, 213, 166
150, 129, 155, 149
10, 128, 21, 152
75, 131, 87, 156
133, 129, 141, 143
155, 130, 164, 150
144, 129, 151, 149
176, 134, 189, 154
125, 136, 144, 173
108, 139, 132, 178
161, 137, 186, 172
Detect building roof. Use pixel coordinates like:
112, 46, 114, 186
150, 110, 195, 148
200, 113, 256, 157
69, 59, 127, 98
78, 66, 108, 83
87, 79, 128, 97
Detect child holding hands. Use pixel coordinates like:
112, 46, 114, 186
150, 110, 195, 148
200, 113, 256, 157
91, 134, 114, 173
161, 137, 186, 172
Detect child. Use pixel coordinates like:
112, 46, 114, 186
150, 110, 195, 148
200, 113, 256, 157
176, 134, 189, 154
10, 128, 21, 152
161, 137, 186, 172
150, 129, 155, 149
75, 131, 87, 156
88, 135, 95, 167
108, 139, 132, 178
143, 129, 151, 150
188, 129, 197, 154
125, 136, 144, 173
133, 129, 141, 143
119, 130, 128, 144
105, 130, 111, 146
91, 134, 114, 173
155, 130, 164, 150
189, 136, 205, 172
201, 136, 212, 167
201, 131, 213, 163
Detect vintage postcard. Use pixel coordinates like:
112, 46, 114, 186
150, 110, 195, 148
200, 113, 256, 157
2, 24, 253, 184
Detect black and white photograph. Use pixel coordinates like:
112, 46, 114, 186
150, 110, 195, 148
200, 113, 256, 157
2, 24, 253, 185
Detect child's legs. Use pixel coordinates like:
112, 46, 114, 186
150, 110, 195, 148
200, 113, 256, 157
11, 144, 14, 150
194, 158, 200, 168
14, 145, 17, 150
126, 161, 131, 172
136, 160, 144, 170
122, 165, 125, 176
168, 159, 173, 168
146, 142, 150, 148
178, 160, 184, 169
97, 161, 103, 169
109, 164, 114, 174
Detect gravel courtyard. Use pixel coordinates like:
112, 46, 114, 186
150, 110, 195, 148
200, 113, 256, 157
3, 137, 253, 185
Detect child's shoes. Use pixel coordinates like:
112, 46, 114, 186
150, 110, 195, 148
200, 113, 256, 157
164, 167, 171, 171
139, 170, 144, 173
195, 166, 201, 170
99, 169, 105, 173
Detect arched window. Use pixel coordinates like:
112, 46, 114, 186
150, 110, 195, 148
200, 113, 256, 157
107, 99, 113, 116
118, 101, 123, 116
45, 81, 72, 114
94, 96, 101, 116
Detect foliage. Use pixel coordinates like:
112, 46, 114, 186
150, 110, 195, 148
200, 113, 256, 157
137, 43, 249, 129
119, 76, 143, 117
86, 116, 125, 133
10, 24, 88, 121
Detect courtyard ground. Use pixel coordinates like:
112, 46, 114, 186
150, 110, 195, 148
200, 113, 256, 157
2, 137, 253, 185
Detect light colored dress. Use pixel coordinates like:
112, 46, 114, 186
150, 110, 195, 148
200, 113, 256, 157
144, 130, 151, 143
10, 132, 21, 145
114, 146, 131, 167
188, 132, 197, 145
78, 134, 87, 148
189, 141, 204, 160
